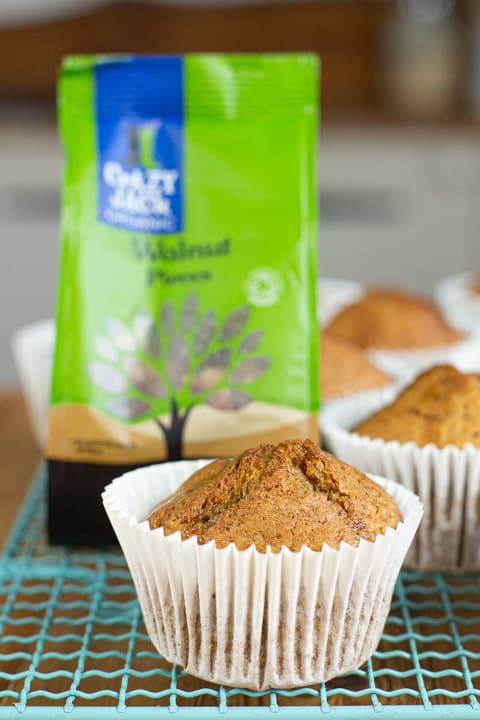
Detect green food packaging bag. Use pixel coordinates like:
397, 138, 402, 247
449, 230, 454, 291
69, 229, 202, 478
47, 54, 320, 544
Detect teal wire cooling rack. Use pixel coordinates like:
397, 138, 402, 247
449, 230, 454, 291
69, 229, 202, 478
0, 468, 479, 719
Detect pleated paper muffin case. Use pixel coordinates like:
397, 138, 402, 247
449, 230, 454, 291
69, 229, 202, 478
321, 383, 400, 430
368, 334, 477, 384
103, 460, 422, 690
435, 272, 480, 334
322, 390, 480, 573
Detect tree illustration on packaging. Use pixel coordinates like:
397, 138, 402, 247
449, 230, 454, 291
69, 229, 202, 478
87, 293, 271, 460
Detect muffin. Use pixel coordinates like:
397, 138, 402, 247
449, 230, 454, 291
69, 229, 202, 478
322, 333, 392, 402
149, 439, 402, 551
326, 287, 464, 350
322, 365, 480, 572
354, 365, 480, 448
103, 441, 422, 689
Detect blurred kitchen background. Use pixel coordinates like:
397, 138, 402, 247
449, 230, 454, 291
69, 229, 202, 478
1, 0, 480, 383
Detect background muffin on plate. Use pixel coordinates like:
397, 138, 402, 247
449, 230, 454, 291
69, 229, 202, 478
326, 287, 464, 350
471, 277, 480, 294
322, 333, 392, 402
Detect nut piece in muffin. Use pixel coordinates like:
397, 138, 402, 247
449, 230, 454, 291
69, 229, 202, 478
325, 287, 464, 350
148, 439, 402, 552
354, 365, 480, 449
322, 333, 392, 401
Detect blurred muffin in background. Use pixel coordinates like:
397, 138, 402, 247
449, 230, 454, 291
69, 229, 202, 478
322, 333, 392, 402
325, 287, 464, 351
471, 277, 480, 294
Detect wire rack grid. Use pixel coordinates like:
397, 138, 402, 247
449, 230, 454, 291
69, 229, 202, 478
0, 467, 479, 719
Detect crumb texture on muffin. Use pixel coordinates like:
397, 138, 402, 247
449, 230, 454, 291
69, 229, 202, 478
354, 365, 480, 449
148, 439, 402, 552
322, 333, 392, 401
325, 287, 464, 350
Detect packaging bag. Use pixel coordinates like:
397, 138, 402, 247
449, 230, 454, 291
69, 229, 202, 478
47, 54, 319, 544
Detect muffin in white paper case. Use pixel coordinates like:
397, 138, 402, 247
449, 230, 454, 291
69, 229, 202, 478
103, 459, 422, 690
435, 272, 480, 333
322, 390, 480, 573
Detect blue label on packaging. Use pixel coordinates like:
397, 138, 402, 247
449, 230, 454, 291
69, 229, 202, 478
95, 57, 184, 234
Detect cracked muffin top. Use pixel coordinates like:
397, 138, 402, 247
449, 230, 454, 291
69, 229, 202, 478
325, 287, 464, 350
322, 333, 392, 401
354, 365, 480, 449
148, 439, 402, 552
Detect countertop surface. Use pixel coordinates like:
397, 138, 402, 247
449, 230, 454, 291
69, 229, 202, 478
0, 390, 40, 547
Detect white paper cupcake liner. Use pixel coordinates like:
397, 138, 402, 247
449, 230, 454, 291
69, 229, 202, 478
322, 390, 480, 573
435, 272, 480, 333
321, 383, 400, 424
318, 277, 364, 327
11, 318, 55, 448
103, 459, 422, 690
369, 335, 476, 383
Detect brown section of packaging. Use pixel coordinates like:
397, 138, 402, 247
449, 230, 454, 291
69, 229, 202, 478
47, 403, 319, 544
47, 403, 318, 465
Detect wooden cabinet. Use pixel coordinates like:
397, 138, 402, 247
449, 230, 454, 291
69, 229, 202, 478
0, 1, 386, 110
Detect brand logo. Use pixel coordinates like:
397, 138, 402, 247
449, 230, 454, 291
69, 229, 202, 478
96, 57, 184, 234
99, 121, 183, 234
244, 267, 284, 307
